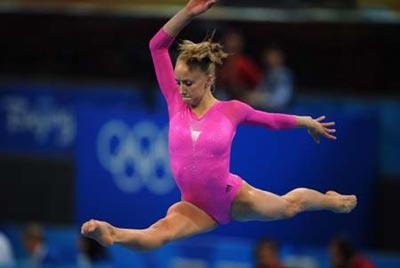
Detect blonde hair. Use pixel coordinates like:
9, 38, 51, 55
177, 36, 228, 75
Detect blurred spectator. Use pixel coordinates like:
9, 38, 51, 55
284, 255, 318, 268
21, 223, 61, 267
77, 236, 111, 267
329, 236, 375, 268
248, 46, 294, 112
254, 239, 284, 268
0, 231, 15, 266
217, 30, 262, 102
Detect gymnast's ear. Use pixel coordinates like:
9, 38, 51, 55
207, 74, 215, 86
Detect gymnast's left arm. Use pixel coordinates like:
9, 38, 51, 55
235, 100, 337, 144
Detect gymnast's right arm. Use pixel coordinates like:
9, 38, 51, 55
148, 21, 181, 114
149, 0, 217, 115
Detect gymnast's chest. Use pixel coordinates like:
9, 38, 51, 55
169, 112, 235, 155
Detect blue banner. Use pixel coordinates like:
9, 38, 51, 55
0, 81, 388, 248
0, 82, 145, 155
0, 87, 76, 155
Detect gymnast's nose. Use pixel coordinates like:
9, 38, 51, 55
179, 85, 188, 96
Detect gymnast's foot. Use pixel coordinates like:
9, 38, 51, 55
325, 191, 357, 213
81, 219, 115, 247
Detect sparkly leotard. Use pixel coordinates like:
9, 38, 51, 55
149, 28, 297, 224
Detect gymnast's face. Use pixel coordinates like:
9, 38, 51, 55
175, 59, 213, 107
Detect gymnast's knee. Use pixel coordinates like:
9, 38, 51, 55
281, 194, 305, 218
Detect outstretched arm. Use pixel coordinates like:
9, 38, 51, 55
296, 115, 337, 144
149, 0, 218, 115
234, 101, 336, 144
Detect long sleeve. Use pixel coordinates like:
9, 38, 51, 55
232, 100, 297, 130
149, 28, 184, 117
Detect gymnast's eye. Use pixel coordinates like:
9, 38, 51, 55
176, 79, 193, 87
183, 81, 193, 87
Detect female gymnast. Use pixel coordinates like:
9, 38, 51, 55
81, 0, 357, 251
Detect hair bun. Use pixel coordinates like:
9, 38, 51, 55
178, 39, 228, 66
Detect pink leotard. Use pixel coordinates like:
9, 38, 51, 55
149, 28, 298, 224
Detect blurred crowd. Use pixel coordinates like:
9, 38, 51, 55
254, 237, 375, 268
216, 30, 294, 112
0, 223, 375, 268
0, 223, 111, 268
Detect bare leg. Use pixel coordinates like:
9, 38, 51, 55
231, 181, 357, 222
81, 201, 217, 251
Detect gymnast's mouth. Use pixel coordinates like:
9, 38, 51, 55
181, 95, 191, 99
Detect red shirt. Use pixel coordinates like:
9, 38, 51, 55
218, 54, 262, 99
350, 255, 375, 268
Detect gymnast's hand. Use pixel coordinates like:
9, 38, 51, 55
306, 115, 337, 144
185, 0, 218, 17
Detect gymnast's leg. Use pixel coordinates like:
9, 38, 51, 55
81, 201, 217, 251
231, 181, 357, 221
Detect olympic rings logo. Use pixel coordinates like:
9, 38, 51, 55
96, 120, 175, 195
